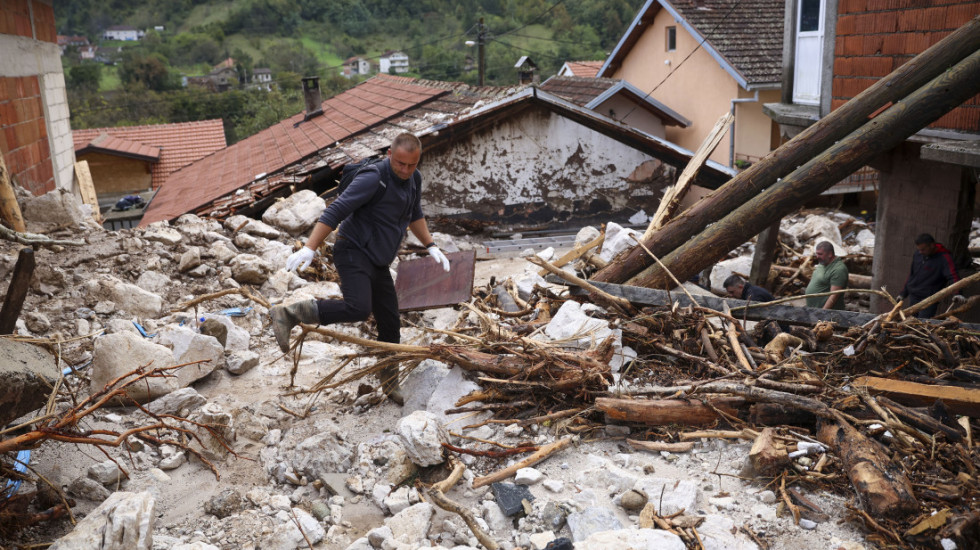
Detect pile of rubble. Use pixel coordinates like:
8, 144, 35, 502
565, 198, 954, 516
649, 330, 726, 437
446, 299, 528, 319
1, 187, 978, 550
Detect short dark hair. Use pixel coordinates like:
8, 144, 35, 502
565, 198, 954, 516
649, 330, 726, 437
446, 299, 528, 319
815, 241, 835, 255
914, 233, 935, 245
723, 274, 745, 289
391, 133, 421, 152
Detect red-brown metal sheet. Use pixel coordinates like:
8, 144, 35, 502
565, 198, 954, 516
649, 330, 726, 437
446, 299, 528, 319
396, 250, 476, 311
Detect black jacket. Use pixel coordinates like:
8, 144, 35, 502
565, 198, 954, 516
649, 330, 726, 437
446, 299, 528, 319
741, 283, 775, 303
900, 243, 959, 299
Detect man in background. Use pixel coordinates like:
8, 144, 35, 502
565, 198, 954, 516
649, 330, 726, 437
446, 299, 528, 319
899, 233, 960, 318
805, 241, 848, 310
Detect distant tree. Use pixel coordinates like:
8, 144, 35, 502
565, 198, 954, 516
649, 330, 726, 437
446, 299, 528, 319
68, 63, 102, 93
119, 52, 180, 91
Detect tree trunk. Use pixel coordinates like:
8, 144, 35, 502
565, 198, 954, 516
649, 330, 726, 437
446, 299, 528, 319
595, 396, 744, 426
629, 49, 980, 289
592, 16, 980, 285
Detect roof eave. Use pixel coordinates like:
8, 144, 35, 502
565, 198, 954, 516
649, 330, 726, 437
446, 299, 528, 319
585, 80, 692, 127
598, 0, 658, 77
77, 145, 160, 163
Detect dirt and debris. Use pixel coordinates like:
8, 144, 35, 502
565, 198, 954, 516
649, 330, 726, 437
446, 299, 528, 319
1, 189, 978, 550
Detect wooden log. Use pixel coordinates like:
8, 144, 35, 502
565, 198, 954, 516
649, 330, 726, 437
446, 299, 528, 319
626, 439, 696, 453
749, 403, 817, 428
595, 396, 745, 426
0, 149, 26, 232
854, 376, 980, 418
877, 396, 965, 443
644, 112, 734, 237
537, 232, 604, 276
749, 427, 789, 476
817, 418, 919, 518
0, 247, 35, 334
630, 49, 980, 288
592, 17, 980, 285
472, 437, 574, 488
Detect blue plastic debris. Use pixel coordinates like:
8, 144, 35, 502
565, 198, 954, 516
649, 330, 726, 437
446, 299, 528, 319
219, 307, 252, 317
133, 321, 157, 338
62, 359, 92, 377
2, 450, 31, 499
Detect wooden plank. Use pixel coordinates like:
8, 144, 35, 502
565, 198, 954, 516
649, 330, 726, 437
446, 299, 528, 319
0, 247, 35, 334
396, 250, 476, 311
854, 376, 980, 418
0, 149, 26, 232
644, 112, 734, 238
537, 232, 604, 276
74, 160, 101, 223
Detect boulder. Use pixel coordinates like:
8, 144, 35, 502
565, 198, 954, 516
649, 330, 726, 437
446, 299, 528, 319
225, 215, 281, 239
573, 528, 686, 550
157, 326, 224, 374
83, 276, 164, 318
48, 491, 155, 550
88, 460, 124, 485
142, 223, 183, 246
385, 502, 434, 545
632, 477, 699, 516
146, 387, 207, 416
785, 214, 845, 256
20, 187, 91, 232
226, 350, 259, 375
709, 256, 754, 292
544, 300, 613, 347
135, 271, 171, 295
574, 226, 601, 246
230, 254, 273, 285
261, 190, 326, 236
67, 476, 112, 502
0, 339, 59, 425
178, 247, 202, 273
199, 314, 250, 351
396, 411, 450, 467
401, 360, 451, 414
566, 507, 623, 542
90, 332, 178, 403
198, 318, 228, 348
209, 241, 238, 264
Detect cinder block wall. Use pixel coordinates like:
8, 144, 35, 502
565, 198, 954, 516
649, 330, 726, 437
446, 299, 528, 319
0, 0, 75, 196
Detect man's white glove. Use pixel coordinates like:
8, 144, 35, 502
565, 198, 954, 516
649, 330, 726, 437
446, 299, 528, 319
286, 247, 315, 272
428, 246, 450, 272
952, 295, 968, 304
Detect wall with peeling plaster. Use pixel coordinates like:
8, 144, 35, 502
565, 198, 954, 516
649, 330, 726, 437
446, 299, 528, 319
421, 105, 676, 224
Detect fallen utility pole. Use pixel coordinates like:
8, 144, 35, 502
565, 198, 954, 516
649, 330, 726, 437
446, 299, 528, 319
629, 49, 980, 289
0, 247, 35, 334
592, 16, 980, 285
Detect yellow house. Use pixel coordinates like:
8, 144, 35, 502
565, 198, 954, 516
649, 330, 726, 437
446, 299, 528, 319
598, 0, 784, 167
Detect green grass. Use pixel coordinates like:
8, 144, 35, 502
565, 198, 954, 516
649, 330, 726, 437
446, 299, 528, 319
100, 66, 121, 91
181, 1, 236, 32
224, 33, 265, 62
298, 35, 344, 69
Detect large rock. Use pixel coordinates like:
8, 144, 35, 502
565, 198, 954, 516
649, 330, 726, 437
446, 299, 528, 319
698, 515, 760, 550
90, 332, 178, 403
83, 276, 164, 318
784, 214, 845, 256
709, 255, 754, 292
598, 222, 640, 263
142, 223, 183, 246
157, 326, 224, 374
199, 314, 250, 351
633, 477, 699, 516
135, 271, 171, 295
573, 528, 686, 549
262, 190, 326, 236
48, 491, 155, 550
20, 187, 91, 232
0, 339, 59, 425
225, 215, 281, 239
566, 507, 623, 542
146, 387, 207, 416
396, 411, 450, 467
385, 502, 434, 545
262, 508, 325, 549
230, 254, 273, 285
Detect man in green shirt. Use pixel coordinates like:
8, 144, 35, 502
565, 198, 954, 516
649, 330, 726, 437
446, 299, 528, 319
805, 241, 848, 310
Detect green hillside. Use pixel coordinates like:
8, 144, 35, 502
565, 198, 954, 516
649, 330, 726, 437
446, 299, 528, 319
55, 0, 641, 141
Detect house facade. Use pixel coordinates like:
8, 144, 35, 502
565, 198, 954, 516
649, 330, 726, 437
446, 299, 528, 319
343, 57, 371, 78
379, 51, 410, 74
598, 0, 784, 167
103, 25, 140, 41
764, 0, 980, 312
0, 0, 76, 197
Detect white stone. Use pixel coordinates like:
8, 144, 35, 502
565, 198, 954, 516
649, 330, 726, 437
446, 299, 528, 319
574, 226, 601, 246
146, 387, 206, 416
262, 190, 326, 236
514, 468, 544, 485
632, 477, 698, 516
799, 518, 817, 530
199, 314, 250, 352
503, 424, 524, 437
210, 241, 239, 264
157, 326, 225, 373
573, 528, 686, 550
535, 247, 555, 262
83, 276, 163, 318
628, 209, 649, 225
709, 496, 736, 510
48, 491, 155, 550
143, 225, 183, 246
90, 332, 179, 402
226, 350, 259, 375
544, 300, 613, 347
88, 460, 124, 485
368, 525, 393, 547
481, 501, 511, 533
385, 503, 434, 544
396, 411, 449, 467
542, 480, 564, 493
178, 247, 202, 273
784, 214, 845, 256
529, 531, 556, 550
135, 271, 171, 295
230, 254, 273, 285
401, 359, 451, 413
21, 188, 90, 231
698, 515, 759, 550
709, 255, 754, 292
598, 222, 641, 263
262, 508, 325, 549
424, 367, 484, 425
384, 486, 413, 515
514, 273, 548, 301
225, 215, 282, 239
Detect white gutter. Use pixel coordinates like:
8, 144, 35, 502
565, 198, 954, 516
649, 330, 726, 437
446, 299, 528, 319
729, 91, 759, 168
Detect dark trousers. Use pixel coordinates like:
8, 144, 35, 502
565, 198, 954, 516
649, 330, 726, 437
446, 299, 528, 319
908, 295, 939, 319
316, 239, 401, 343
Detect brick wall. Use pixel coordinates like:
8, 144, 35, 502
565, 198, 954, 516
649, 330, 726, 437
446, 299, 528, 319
0, 0, 56, 43
0, 75, 54, 194
832, 0, 980, 132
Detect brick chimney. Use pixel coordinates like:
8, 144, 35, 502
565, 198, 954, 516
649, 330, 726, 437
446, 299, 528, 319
302, 77, 323, 120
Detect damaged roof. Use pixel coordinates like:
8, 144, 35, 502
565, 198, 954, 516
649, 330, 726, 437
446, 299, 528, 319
599, 0, 784, 89
559, 60, 604, 78
144, 74, 734, 225
73, 119, 226, 190
539, 75, 691, 127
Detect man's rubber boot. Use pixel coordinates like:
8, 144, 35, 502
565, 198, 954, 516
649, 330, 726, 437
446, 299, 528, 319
378, 365, 404, 406
270, 300, 318, 352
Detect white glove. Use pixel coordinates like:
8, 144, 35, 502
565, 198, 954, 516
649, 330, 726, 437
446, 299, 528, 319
428, 246, 450, 272
952, 295, 967, 304
286, 247, 315, 272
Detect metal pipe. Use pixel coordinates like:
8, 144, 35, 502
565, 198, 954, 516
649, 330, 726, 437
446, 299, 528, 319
729, 91, 760, 168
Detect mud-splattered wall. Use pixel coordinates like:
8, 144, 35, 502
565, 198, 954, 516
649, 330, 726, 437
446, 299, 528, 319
421, 105, 676, 225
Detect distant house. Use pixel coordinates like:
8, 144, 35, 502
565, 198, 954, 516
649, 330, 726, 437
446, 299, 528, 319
252, 67, 273, 91
56, 34, 89, 55
79, 45, 96, 60
379, 51, 410, 74
73, 119, 226, 227
598, 0, 784, 167
208, 58, 239, 91
343, 56, 371, 78
557, 60, 603, 78
103, 25, 141, 41
141, 74, 734, 227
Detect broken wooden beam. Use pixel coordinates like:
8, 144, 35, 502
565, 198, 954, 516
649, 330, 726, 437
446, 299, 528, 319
748, 427, 789, 476
854, 376, 980, 418
0, 247, 35, 334
0, 149, 26, 232
595, 396, 745, 426
818, 417, 919, 518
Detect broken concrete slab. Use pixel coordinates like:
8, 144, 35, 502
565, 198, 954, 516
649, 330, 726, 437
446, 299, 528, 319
48, 491, 155, 550
0, 339, 59, 425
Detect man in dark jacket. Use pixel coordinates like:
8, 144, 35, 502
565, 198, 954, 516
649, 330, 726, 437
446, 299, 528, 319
899, 233, 959, 318
723, 274, 775, 303
270, 133, 450, 404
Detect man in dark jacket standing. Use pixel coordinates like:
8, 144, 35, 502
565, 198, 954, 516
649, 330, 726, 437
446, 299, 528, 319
899, 233, 959, 318
270, 133, 450, 404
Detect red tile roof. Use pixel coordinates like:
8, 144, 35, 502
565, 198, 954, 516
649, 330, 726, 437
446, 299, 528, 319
561, 61, 603, 78
141, 75, 448, 226
832, 0, 980, 132
539, 75, 690, 127
73, 119, 226, 190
